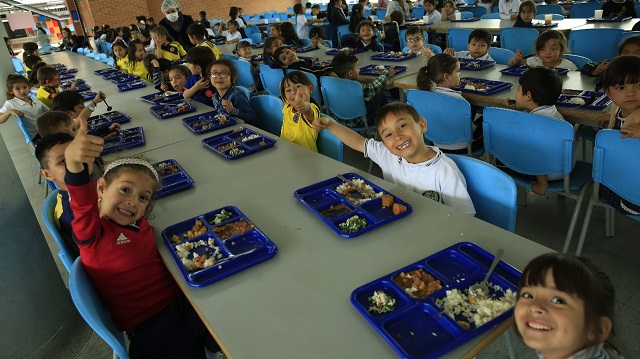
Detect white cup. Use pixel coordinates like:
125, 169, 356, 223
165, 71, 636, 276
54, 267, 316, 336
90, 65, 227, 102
594, 9, 603, 19
370, 15, 376, 21
423, 15, 430, 23
264, 19, 269, 24
313, 15, 317, 19
454, 12, 461, 20
545, 14, 552, 24
276, 18, 281, 23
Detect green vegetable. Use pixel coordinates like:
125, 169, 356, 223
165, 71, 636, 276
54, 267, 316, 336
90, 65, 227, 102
368, 291, 396, 314
213, 210, 233, 225
229, 148, 245, 156
338, 215, 369, 233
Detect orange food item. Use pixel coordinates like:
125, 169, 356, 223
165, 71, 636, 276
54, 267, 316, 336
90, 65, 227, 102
381, 194, 394, 207
393, 203, 407, 215
393, 269, 442, 299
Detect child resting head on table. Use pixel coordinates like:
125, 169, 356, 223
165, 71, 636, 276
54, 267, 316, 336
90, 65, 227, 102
441, 0, 460, 21
508, 30, 578, 70
263, 36, 283, 68
444, 29, 494, 61
168, 64, 190, 93
273, 46, 336, 77
207, 59, 256, 125
279, 71, 321, 152
404, 26, 435, 58
313, 102, 476, 215
513, 0, 536, 28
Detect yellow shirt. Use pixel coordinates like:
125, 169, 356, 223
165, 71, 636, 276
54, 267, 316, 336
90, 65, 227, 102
199, 41, 223, 60
159, 41, 186, 61
36, 85, 59, 108
127, 60, 150, 80
115, 55, 130, 72
281, 103, 319, 152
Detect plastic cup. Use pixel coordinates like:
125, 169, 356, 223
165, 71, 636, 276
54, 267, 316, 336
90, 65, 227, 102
423, 15, 430, 23
454, 12, 461, 20
263, 19, 269, 24
594, 10, 603, 19
545, 14, 552, 24
276, 18, 281, 23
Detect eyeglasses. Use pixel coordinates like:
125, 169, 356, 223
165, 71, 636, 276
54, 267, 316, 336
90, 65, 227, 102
210, 71, 230, 78
406, 37, 424, 43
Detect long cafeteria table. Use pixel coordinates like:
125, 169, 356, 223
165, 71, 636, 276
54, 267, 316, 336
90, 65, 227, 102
571, 17, 640, 31
418, 18, 588, 34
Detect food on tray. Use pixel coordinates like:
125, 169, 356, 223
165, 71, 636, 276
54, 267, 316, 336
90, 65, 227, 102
156, 162, 181, 177
368, 290, 396, 314
389, 51, 401, 56
462, 80, 488, 91
174, 238, 223, 271
335, 178, 382, 204
210, 209, 233, 225
259, 141, 267, 146
338, 215, 369, 233
392, 268, 442, 299
213, 220, 254, 239
435, 282, 517, 329
381, 194, 394, 207
242, 134, 260, 142
565, 97, 586, 105
228, 147, 245, 156
375, 65, 386, 70
103, 132, 118, 140
192, 120, 213, 130
320, 204, 352, 218
216, 114, 227, 124
177, 104, 191, 112
393, 203, 408, 215
183, 219, 207, 239
216, 141, 238, 151
171, 234, 181, 244
562, 89, 583, 96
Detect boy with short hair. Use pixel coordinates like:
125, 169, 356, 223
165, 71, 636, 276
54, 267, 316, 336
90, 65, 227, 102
23, 55, 43, 77
37, 66, 76, 108
314, 102, 476, 215
423, 0, 442, 22
331, 52, 395, 127
22, 42, 39, 62
444, 29, 494, 61
217, 20, 242, 44
36, 110, 76, 137
309, 27, 331, 50
186, 23, 222, 59
273, 46, 335, 77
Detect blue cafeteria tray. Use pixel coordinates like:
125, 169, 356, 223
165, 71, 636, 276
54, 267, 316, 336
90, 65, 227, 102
452, 77, 514, 95
500, 65, 569, 76
101, 127, 145, 155
110, 73, 139, 84
153, 159, 194, 199
457, 58, 495, 71
161, 206, 278, 287
370, 52, 416, 62
40, 51, 53, 56
60, 79, 86, 89
214, 39, 225, 45
350, 242, 521, 359
450, 17, 480, 22
149, 100, 197, 119
325, 48, 365, 55
59, 73, 75, 80
252, 54, 264, 62
72, 83, 92, 92
140, 91, 184, 105
80, 91, 98, 101
170, 60, 186, 65
251, 42, 264, 49
293, 173, 413, 238
182, 111, 239, 135
53, 64, 66, 70
117, 80, 147, 92
201, 127, 276, 160
586, 16, 631, 22
94, 68, 119, 76
556, 90, 612, 110
58, 68, 78, 76
87, 111, 131, 131
359, 64, 407, 76
101, 70, 128, 80
532, 22, 558, 28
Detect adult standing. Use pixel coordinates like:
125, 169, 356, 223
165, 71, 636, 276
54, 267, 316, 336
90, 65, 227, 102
377, 0, 390, 10
327, 0, 350, 47
158, 0, 195, 50
385, 0, 413, 20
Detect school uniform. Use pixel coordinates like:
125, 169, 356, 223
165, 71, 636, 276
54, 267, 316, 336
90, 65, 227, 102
198, 41, 222, 60
0, 96, 48, 139
281, 103, 320, 152
211, 86, 256, 125
159, 41, 186, 61
499, 0, 522, 19
36, 86, 59, 109
221, 30, 242, 43
184, 74, 214, 106
530, 105, 563, 120
296, 14, 311, 39
454, 51, 494, 61
526, 57, 578, 71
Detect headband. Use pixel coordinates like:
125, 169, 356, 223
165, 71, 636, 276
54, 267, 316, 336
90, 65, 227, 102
103, 158, 160, 182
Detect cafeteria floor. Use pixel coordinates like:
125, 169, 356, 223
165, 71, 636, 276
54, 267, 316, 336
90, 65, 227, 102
10, 130, 639, 358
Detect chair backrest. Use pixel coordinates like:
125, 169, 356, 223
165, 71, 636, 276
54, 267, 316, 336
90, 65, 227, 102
376, 9, 387, 20
592, 130, 640, 206
500, 27, 539, 57
569, 2, 602, 18
251, 33, 263, 44
465, 6, 487, 18
483, 107, 575, 176
460, 11, 474, 19
569, 28, 624, 63
619, 31, 640, 47
337, 24, 351, 47
300, 38, 312, 46
448, 154, 517, 232
286, 69, 322, 105
535, 4, 564, 15
489, 47, 515, 65
221, 53, 238, 60
249, 95, 284, 136
232, 59, 256, 91
15, 116, 34, 143
448, 29, 472, 52
12, 57, 25, 74
320, 76, 367, 122
492, 5, 499, 13
317, 116, 344, 162
236, 85, 250, 100
399, 28, 408, 52
406, 89, 473, 149
69, 258, 129, 359
42, 189, 74, 272
480, 12, 501, 19
562, 54, 591, 69
534, 13, 564, 20
258, 64, 285, 97
412, 7, 426, 18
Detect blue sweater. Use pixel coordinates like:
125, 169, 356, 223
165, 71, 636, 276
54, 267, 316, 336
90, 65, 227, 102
211, 86, 256, 126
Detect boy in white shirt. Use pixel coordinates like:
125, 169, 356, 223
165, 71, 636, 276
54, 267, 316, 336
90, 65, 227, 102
218, 20, 242, 44
499, 0, 521, 19
444, 29, 494, 61
294, 3, 322, 39
314, 102, 476, 215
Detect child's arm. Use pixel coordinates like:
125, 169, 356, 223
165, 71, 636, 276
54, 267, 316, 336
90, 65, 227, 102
507, 49, 525, 66
78, 91, 106, 122
182, 78, 209, 99
0, 107, 24, 123
313, 117, 366, 152
66, 80, 78, 91
288, 86, 317, 126
222, 90, 256, 123
620, 123, 640, 139
150, 59, 163, 88
443, 48, 455, 56
359, 68, 392, 96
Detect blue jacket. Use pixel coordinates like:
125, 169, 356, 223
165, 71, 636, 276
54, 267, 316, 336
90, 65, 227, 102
211, 86, 257, 126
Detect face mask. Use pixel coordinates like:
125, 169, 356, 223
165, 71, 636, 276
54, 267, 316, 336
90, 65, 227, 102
165, 12, 179, 22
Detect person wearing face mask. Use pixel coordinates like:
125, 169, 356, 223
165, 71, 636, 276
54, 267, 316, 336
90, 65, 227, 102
158, 0, 195, 50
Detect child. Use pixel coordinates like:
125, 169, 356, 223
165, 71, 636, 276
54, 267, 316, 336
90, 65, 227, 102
596, 55, 640, 214
28, 62, 47, 95
404, 27, 435, 58
186, 23, 222, 60
217, 20, 242, 44
112, 41, 129, 71
35, 132, 79, 256
331, 52, 395, 127
423, 0, 442, 22
208, 59, 256, 125
234, 41, 260, 87
63, 119, 221, 359
139, 30, 152, 49
514, 0, 536, 28
441, 0, 460, 21
349, 4, 366, 33
602, 0, 637, 18
311, 4, 327, 19
0, 74, 48, 141
183, 46, 216, 106
342, 20, 384, 52
582, 36, 640, 77
50, 91, 116, 138
280, 22, 302, 47
151, 25, 186, 61
22, 42, 39, 63
126, 40, 151, 80
309, 27, 331, 50
314, 102, 476, 215
168, 64, 190, 93
273, 46, 336, 77
499, 0, 521, 20
294, 3, 322, 40
269, 24, 285, 43
508, 30, 578, 70
143, 54, 172, 91
444, 29, 494, 61
504, 67, 564, 195
328, 0, 350, 46
24, 55, 43, 78
515, 253, 624, 359
279, 71, 320, 152
37, 66, 76, 108
263, 37, 283, 68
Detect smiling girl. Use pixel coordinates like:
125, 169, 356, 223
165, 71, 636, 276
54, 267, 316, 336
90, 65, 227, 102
508, 30, 578, 70
0, 74, 48, 141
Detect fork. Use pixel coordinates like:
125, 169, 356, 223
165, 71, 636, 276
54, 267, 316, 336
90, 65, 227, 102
337, 174, 376, 197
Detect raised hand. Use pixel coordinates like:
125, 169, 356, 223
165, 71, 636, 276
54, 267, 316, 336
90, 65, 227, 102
444, 47, 455, 56
292, 86, 311, 113
221, 99, 234, 113
64, 116, 104, 173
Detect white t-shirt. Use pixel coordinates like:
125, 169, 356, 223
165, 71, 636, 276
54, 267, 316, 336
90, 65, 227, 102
454, 50, 494, 61
222, 30, 243, 42
232, 17, 246, 28
499, 0, 521, 19
526, 57, 578, 71
426, 9, 442, 22
296, 14, 310, 39
364, 140, 476, 215
0, 97, 48, 139
432, 87, 475, 151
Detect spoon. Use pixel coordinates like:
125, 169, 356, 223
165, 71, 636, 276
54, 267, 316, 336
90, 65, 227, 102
469, 248, 505, 298
103, 99, 113, 111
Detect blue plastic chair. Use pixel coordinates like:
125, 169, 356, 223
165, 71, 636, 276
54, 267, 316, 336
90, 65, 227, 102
336, 24, 351, 47
489, 47, 515, 65
460, 11, 474, 19
465, 6, 488, 18
500, 27, 539, 57
12, 57, 25, 75
251, 33, 263, 44
483, 107, 592, 253
480, 13, 501, 19
258, 64, 285, 97
320, 76, 372, 132
15, 115, 36, 144
317, 115, 344, 162
448, 155, 517, 232
562, 54, 591, 69
619, 31, 640, 46
277, 13, 288, 21
246, 25, 259, 38
42, 189, 74, 272
286, 69, 322, 105
569, 29, 623, 63
232, 60, 257, 94
236, 85, 250, 100
376, 9, 387, 20
448, 29, 472, 52
407, 89, 479, 156
569, 2, 602, 18
69, 258, 129, 359
492, 5, 499, 13
221, 53, 237, 60
534, 13, 564, 20
399, 28, 408, 53
412, 7, 426, 18
575, 130, 640, 255
300, 38, 312, 46
249, 95, 284, 136
536, 4, 564, 15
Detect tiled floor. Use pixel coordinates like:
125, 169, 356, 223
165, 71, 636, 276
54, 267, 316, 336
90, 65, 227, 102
5, 130, 638, 358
